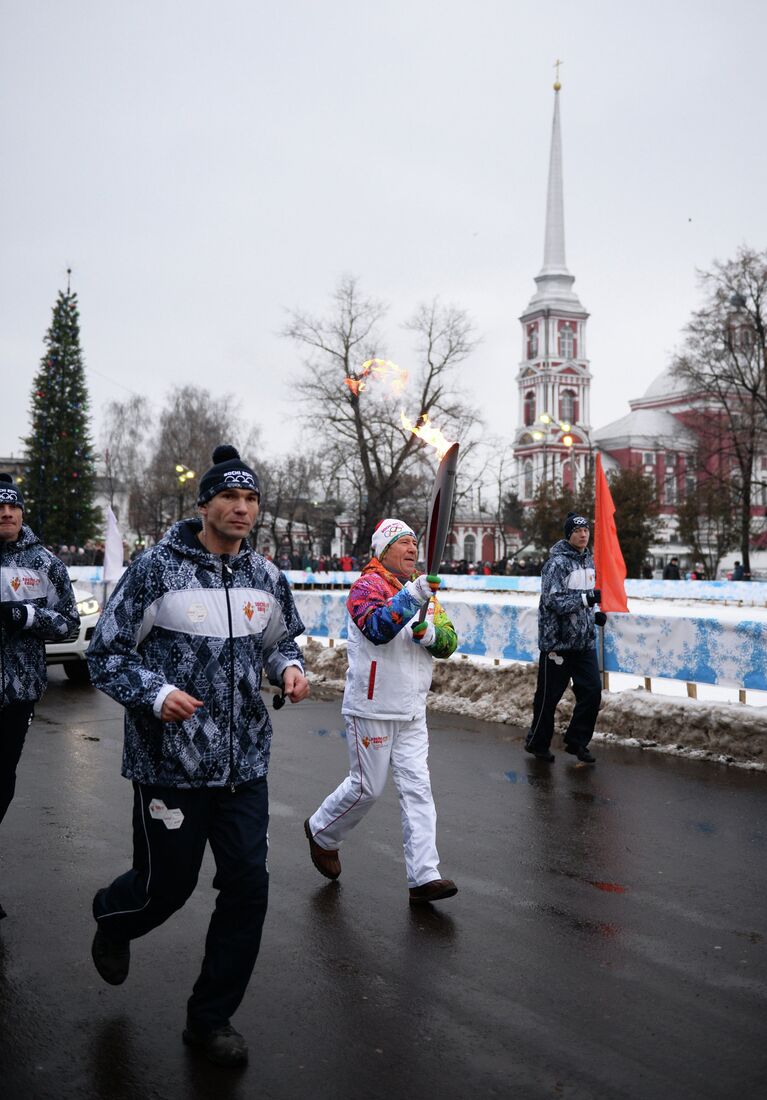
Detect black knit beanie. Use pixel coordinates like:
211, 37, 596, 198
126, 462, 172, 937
0, 473, 24, 511
564, 511, 589, 539
197, 445, 260, 505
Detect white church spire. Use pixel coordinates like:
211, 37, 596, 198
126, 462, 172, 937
513, 70, 592, 504
540, 83, 568, 276
524, 77, 584, 314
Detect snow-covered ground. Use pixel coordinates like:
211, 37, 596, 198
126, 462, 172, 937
300, 637, 767, 772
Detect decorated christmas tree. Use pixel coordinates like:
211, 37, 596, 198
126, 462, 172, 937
24, 285, 100, 546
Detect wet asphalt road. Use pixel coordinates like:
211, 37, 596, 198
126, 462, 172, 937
1, 669, 766, 1100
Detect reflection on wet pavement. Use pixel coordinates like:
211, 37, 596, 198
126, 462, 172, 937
536, 902, 621, 940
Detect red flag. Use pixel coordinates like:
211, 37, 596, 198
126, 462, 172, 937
593, 454, 629, 613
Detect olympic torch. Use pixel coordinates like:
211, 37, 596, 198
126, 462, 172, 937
416, 439, 459, 623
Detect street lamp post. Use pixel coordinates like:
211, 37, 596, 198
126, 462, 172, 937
175, 463, 195, 520
531, 412, 574, 490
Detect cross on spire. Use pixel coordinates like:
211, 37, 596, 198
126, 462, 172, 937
553, 58, 563, 89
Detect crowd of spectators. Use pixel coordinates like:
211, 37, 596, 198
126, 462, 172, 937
52, 542, 105, 566
46, 539, 760, 584
438, 557, 543, 576
264, 551, 546, 576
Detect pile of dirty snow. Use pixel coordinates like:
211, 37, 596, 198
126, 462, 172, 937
299, 639, 767, 769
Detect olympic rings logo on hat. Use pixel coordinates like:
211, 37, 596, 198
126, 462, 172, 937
223, 470, 256, 487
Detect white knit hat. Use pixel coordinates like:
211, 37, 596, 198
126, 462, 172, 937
371, 517, 416, 561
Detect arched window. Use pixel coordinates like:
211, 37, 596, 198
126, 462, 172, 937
523, 391, 535, 426
664, 473, 677, 504
463, 534, 476, 561
559, 388, 576, 424
524, 461, 534, 499
558, 324, 574, 359
562, 459, 574, 491
527, 326, 538, 359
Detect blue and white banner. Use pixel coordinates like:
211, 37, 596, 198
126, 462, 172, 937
70, 564, 767, 607
291, 592, 767, 691
602, 613, 767, 690
283, 571, 766, 606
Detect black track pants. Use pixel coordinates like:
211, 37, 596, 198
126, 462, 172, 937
93, 777, 269, 1031
0, 702, 35, 824
527, 648, 601, 753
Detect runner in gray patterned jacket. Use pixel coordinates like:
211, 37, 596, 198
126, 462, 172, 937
87, 518, 303, 787
0, 472, 79, 920
86, 445, 309, 1068
525, 512, 604, 765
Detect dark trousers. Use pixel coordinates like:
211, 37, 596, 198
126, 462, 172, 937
527, 648, 601, 753
93, 777, 269, 1031
0, 702, 35, 824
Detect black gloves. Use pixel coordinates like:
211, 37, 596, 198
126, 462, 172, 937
0, 603, 28, 631
586, 588, 602, 607
594, 611, 607, 626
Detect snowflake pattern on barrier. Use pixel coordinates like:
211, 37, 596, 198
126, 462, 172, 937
294, 592, 767, 691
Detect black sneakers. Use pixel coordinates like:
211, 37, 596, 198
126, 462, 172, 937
525, 741, 555, 762
183, 1020, 249, 1067
91, 928, 131, 985
565, 743, 596, 764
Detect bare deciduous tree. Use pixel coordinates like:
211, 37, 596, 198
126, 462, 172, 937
676, 474, 738, 580
672, 246, 767, 572
100, 386, 261, 545
283, 276, 482, 556
101, 395, 153, 515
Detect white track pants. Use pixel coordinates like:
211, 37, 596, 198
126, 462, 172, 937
308, 715, 440, 888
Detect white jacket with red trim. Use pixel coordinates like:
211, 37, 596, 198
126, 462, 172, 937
341, 559, 456, 721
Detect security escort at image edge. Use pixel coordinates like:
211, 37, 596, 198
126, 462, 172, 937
0, 472, 79, 919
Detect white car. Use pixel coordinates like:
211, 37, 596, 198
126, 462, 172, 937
46, 583, 102, 684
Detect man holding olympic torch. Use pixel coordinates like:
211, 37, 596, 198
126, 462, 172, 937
304, 517, 459, 903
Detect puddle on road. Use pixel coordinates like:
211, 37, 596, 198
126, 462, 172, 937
311, 728, 347, 740
555, 867, 628, 894
504, 770, 612, 804
537, 902, 621, 939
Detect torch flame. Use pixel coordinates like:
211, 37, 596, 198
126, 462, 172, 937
344, 358, 409, 398
400, 411, 455, 460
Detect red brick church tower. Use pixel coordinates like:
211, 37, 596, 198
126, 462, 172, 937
514, 78, 594, 502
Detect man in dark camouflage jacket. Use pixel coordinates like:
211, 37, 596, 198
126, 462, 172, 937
87, 446, 309, 1067
0, 473, 79, 919
525, 512, 605, 766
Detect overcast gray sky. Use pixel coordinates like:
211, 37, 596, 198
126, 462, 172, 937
1, 0, 764, 470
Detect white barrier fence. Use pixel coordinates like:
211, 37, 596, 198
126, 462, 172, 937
70, 567, 767, 694
70, 565, 767, 606
291, 591, 767, 694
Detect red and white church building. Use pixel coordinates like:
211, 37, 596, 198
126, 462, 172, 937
510, 80, 765, 569
513, 80, 596, 504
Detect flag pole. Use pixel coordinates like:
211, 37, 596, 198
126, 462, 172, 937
598, 622, 608, 690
